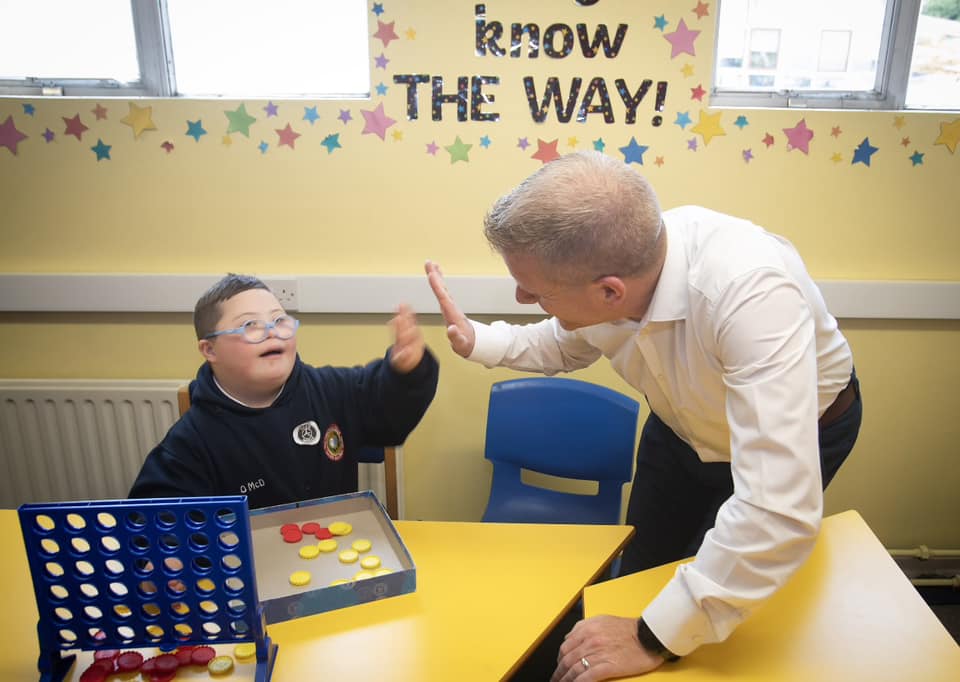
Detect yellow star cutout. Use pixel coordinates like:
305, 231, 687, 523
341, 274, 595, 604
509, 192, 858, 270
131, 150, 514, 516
691, 109, 726, 145
830, 152, 843, 163
120, 102, 157, 140
567, 136, 579, 148
681, 63, 695, 78
392, 129, 404, 141
933, 117, 960, 154
405, 27, 416, 40
222, 135, 233, 146
893, 116, 906, 130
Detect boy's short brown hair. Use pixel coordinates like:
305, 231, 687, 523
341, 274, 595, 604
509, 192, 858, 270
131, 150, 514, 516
194, 273, 269, 340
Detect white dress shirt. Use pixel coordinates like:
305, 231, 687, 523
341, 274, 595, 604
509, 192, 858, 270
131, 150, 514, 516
467, 206, 853, 655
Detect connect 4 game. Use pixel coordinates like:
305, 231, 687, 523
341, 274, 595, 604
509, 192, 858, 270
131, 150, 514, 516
17, 497, 277, 682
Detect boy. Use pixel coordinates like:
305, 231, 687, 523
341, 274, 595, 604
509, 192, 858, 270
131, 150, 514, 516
129, 273, 439, 509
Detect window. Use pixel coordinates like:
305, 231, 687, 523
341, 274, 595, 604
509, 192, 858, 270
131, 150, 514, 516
0, 0, 370, 98
713, 0, 960, 110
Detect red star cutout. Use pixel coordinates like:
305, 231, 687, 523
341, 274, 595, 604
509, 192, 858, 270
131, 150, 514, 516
63, 114, 88, 141
690, 84, 706, 101
92, 104, 108, 120
831, 126, 842, 138
531, 138, 560, 164
762, 133, 775, 148
373, 20, 399, 48
900, 137, 911, 147
0, 115, 28, 155
161, 141, 175, 153
692, 2, 710, 19
276, 123, 301, 149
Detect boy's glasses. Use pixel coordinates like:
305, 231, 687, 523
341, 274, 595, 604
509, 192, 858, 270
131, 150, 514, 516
204, 315, 300, 344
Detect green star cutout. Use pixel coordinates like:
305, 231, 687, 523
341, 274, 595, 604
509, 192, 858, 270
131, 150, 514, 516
225, 103, 257, 137
444, 136, 472, 164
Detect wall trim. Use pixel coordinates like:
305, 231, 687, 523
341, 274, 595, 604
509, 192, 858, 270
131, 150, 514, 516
1, 274, 958, 319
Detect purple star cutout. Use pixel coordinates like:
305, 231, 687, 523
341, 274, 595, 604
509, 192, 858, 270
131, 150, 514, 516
338, 109, 352, 124
687, 138, 698, 151
517, 137, 530, 150
375, 53, 390, 69
742, 149, 754, 163
426, 141, 439, 155
264, 102, 279, 117
360, 102, 396, 140
664, 18, 700, 58
43, 128, 55, 143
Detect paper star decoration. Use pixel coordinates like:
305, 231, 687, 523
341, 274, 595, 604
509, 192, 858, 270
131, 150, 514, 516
222, 135, 232, 146
92, 103, 108, 120
426, 141, 439, 155
63, 114, 89, 141
161, 141, 174, 153
654, 156, 664, 167
91, 139, 111, 161
120, 103, 157, 140
567, 136, 578, 148
264, 102, 279, 117
619, 137, 648, 164
830, 152, 843, 163
372, 3, 384, 16
186, 120, 207, 142
687, 138, 698, 151
22, 103, 35, 116
653, 16, 668, 31
375, 82, 389, 96
680, 63, 694, 77
831, 126, 842, 138
276, 124, 301, 149
225, 104, 257, 137
693, 2, 710, 19
900, 137, 911, 147
374, 20, 399, 48
360, 103, 396, 140
532, 138, 560, 164
42, 128, 54, 142
392, 129, 403, 142
303, 106, 320, 125
480, 135, 492, 148
933, 117, 960, 154
783, 118, 814, 154
734, 115, 749, 130
690, 84, 705, 101
742, 148, 753, 163
517, 137, 530, 150
691, 110, 726, 145
445, 136, 472, 163
893, 116, 906, 130
664, 18, 700, 58
375, 53, 390, 69
321, 133, 341, 154
674, 111, 692, 129
258, 141, 269, 154
338, 109, 352, 124
762, 133, 775, 147
0, 115, 28, 155
405, 28, 417, 40
593, 138, 605, 152
909, 150, 924, 166
852, 137, 878, 166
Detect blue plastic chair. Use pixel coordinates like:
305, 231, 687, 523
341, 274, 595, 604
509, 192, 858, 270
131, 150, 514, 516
481, 377, 640, 525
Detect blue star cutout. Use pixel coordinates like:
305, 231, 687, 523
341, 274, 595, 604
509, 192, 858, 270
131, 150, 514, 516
593, 138, 606, 152
303, 106, 320, 124
186, 120, 206, 142
91, 139, 111, 161
909, 150, 924, 166
480, 135, 492, 148
619, 137, 648, 165
852, 137, 878, 166
22, 103, 35, 116
654, 15, 668, 31
734, 115, 749, 130
258, 141, 269, 154
674, 111, 692, 129
372, 3, 385, 16
375, 82, 389, 96
321, 133, 342, 154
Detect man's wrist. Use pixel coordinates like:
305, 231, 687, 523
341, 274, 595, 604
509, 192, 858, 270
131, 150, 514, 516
637, 617, 681, 662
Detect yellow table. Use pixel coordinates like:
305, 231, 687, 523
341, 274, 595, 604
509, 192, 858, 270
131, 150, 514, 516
584, 510, 960, 682
0, 511, 632, 681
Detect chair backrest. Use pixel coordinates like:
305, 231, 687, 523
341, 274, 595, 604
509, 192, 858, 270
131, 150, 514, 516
481, 377, 640, 525
177, 383, 400, 519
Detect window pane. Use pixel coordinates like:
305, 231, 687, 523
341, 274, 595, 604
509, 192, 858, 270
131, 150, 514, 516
715, 0, 888, 92
0, 0, 138, 82
166, 0, 370, 97
905, 0, 960, 109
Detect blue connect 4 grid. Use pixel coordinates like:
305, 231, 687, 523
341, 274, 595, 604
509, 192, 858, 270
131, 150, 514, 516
18, 496, 277, 682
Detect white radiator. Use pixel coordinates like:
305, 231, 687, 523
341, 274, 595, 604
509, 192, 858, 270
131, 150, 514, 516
0, 379, 394, 511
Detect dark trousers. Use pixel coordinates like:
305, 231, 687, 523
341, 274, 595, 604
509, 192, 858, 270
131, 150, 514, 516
619, 371, 863, 576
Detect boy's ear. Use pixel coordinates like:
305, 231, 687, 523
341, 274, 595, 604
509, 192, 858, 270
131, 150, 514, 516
198, 339, 217, 362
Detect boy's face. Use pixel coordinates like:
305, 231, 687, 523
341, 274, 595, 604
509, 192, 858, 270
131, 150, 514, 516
198, 288, 296, 396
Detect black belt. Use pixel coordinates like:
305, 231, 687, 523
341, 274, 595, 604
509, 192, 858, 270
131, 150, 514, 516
820, 380, 856, 426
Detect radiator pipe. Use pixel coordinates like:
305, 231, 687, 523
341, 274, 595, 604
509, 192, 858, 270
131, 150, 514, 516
911, 576, 960, 589
888, 545, 960, 560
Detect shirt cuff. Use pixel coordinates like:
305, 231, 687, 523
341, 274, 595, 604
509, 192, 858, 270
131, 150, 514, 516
466, 319, 511, 367
642, 571, 719, 657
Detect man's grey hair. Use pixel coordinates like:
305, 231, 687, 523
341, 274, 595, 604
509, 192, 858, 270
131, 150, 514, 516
483, 151, 663, 284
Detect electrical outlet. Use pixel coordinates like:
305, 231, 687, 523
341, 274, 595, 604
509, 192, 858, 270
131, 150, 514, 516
264, 278, 299, 311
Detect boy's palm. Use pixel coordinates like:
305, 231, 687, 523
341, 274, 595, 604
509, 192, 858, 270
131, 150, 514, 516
389, 304, 426, 374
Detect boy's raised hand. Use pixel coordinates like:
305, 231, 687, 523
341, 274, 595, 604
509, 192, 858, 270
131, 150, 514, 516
424, 260, 475, 358
389, 303, 426, 374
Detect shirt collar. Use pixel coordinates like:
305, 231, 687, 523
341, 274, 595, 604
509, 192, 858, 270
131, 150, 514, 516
636, 219, 689, 324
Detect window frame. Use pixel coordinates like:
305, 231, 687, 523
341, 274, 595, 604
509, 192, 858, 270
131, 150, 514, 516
711, 0, 925, 110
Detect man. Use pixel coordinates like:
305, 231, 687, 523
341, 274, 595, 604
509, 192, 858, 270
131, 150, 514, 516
425, 151, 861, 680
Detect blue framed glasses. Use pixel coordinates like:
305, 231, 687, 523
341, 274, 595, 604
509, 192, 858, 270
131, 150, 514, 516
204, 315, 300, 344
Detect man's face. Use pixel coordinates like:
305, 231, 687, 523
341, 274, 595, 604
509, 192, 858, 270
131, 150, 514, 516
199, 288, 297, 394
503, 252, 616, 331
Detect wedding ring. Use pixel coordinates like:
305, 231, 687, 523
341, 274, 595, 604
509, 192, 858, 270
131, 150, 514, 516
581, 656, 590, 669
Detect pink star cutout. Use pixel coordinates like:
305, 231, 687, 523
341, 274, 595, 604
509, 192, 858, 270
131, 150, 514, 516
692, 2, 710, 19
373, 20, 399, 48
690, 84, 706, 101
783, 118, 814, 154
161, 141, 174, 153
276, 123, 301, 149
762, 133, 775, 147
0, 115, 28, 155
63, 114, 88, 141
360, 102, 396, 140
664, 18, 700, 58
531, 138, 560, 164
426, 141, 439, 155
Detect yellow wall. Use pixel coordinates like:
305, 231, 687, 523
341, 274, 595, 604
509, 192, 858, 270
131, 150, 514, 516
1, 1, 958, 546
